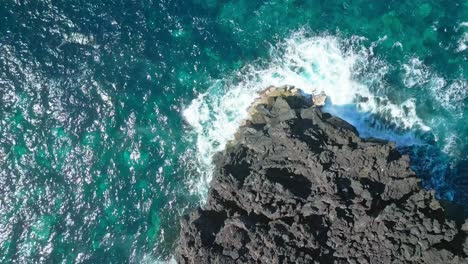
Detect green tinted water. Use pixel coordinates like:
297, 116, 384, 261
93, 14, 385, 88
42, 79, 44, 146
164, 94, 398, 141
0, 0, 466, 262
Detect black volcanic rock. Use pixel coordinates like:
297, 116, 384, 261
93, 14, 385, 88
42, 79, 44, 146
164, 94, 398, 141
177, 87, 468, 264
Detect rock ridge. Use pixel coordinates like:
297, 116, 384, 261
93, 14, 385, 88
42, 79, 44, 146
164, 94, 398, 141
177, 86, 468, 264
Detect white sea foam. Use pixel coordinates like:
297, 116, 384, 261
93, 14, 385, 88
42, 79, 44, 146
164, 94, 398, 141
431, 79, 467, 112
183, 32, 430, 198
457, 32, 468, 52
58, 32, 98, 48
401, 55, 466, 113
443, 133, 461, 156
140, 254, 177, 264
456, 22, 468, 52
402, 57, 431, 88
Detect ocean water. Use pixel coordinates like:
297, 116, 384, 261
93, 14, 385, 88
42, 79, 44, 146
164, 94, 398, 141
0, 0, 467, 262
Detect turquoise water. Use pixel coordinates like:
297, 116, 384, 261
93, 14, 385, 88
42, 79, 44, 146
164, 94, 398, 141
0, 0, 466, 262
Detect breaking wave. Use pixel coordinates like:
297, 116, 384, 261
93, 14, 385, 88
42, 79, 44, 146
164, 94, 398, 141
183, 31, 438, 198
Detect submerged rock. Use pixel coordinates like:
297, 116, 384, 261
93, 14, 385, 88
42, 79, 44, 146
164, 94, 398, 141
177, 86, 468, 264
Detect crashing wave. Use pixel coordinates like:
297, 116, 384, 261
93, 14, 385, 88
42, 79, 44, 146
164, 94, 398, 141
183, 32, 433, 198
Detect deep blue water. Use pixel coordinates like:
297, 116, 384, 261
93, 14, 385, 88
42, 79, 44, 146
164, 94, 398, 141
0, 0, 466, 262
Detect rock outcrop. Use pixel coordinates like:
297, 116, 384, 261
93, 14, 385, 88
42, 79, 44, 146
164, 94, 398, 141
177, 86, 468, 264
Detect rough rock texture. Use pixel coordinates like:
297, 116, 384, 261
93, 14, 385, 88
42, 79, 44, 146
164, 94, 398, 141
177, 87, 468, 264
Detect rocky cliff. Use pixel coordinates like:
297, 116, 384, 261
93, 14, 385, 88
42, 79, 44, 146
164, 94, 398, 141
177, 86, 468, 264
